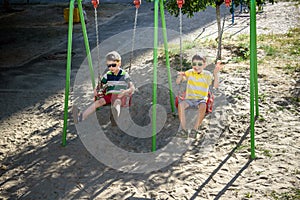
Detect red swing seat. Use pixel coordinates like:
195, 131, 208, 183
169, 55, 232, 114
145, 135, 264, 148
94, 87, 132, 126
94, 86, 132, 107
175, 91, 214, 114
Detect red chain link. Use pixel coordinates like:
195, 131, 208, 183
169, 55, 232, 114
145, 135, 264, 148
91, 0, 99, 9
177, 0, 185, 9
133, 0, 141, 9
225, 0, 231, 7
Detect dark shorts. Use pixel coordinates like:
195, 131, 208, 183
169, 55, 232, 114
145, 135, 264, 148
184, 99, 206, 107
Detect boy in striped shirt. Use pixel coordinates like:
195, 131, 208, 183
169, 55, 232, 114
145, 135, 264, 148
73, 51, 135, 123
176, 54, 223, 136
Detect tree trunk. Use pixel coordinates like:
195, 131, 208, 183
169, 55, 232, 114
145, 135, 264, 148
216, 4, 222, 61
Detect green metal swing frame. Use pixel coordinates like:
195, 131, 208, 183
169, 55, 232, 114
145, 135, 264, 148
62, 0, 259, 159
61, 0, 176, 151
62, 0, 96, 147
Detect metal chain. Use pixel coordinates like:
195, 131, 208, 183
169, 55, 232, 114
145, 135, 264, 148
178, 7, 184, 94
179, 7, 183, 72
129, 7, 139, 74
94, 7, 101, 85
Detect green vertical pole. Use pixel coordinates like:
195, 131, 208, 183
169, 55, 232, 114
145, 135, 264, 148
78, 0, 96, 89
159, 0, 175, 113
251, 0, 259, 117
254, 49, 259, 116
250, 0, 257, 159
254, 71, 259, 116
62, 0, 75, 146
152, 0, 159, 152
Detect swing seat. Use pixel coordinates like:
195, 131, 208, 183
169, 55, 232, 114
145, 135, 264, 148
94, 88, 132, 126
175, 91, 214, 114
94, 89, 132, 107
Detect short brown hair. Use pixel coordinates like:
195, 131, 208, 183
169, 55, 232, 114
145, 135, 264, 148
106, 51, 121, 62
192, 55, 206, 62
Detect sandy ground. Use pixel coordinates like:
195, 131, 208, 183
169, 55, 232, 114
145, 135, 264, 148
0, 1, 299, 199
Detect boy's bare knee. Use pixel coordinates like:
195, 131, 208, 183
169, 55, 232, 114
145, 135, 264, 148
113, 99, 121, 107
198, 103, 206, 108
96, 98, 106, 107
198, 103, 206, 111
179, 101, 189, 110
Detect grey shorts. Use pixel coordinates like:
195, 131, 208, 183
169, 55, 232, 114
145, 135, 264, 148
184, 99, 206, 107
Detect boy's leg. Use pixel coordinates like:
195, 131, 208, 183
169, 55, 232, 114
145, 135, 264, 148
112, 99, 122, 118
82, 98, 106, 120
111, 94, 124, 119
178, 101, 189, 130
194, 102, 206, 130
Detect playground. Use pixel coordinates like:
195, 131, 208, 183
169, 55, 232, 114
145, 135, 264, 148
0, 0, 299, 199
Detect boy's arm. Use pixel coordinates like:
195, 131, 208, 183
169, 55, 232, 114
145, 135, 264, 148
118, 82, 135, 98
118, 72, 135, 97
176, 71, 186, 84
213, 73, 219, 88
213, 61, 224, 88
99, 73, 107, 88
94, 76, 106, 96
127, 81, 135, 94
125, 73, 135, 94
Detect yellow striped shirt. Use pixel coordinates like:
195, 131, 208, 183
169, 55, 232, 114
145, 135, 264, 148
185, 69, 213, 100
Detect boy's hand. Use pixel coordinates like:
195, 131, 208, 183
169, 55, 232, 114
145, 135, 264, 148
118, 89, 129, 98
117, 90, 124, 98
213, 60, 224, 75
176, 71, 186, 84
177, 71, 185, 76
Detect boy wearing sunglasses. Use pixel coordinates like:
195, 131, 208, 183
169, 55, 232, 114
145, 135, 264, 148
73, 51, 135, 123
176, 54, 223, 137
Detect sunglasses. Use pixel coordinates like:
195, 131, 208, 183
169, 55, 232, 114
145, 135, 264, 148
107, 63, 117, 68
192, 62, 203, 66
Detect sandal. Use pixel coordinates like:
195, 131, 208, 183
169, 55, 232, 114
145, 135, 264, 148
72, 106, 82, 124
189, 129, 198, 139
190, 129, 205, 140
176, 129, 189, 138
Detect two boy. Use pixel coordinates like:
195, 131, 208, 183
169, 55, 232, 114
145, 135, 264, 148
73, 51, 223, 139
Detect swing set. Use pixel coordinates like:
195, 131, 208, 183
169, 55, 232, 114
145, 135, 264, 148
62, 0, 259, 159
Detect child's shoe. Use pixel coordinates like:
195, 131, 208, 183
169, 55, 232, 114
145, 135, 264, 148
189, 129, 198, 139
72, 106, 83, 124
176, 129, 189, 138
191, 129, 205, 140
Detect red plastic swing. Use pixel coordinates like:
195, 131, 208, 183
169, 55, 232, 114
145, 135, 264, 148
92, 0, 140, 108
94, 85, 132, 107
175, 0, 214, 115
175, 91, 215, 114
